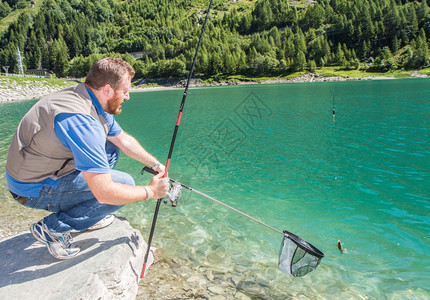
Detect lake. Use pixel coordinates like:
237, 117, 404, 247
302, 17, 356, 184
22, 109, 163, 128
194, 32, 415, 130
1, 78, 429, 299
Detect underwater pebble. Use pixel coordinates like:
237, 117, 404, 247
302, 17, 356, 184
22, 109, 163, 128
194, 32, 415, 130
208, 285, 225, 295
235, 291, 252, 300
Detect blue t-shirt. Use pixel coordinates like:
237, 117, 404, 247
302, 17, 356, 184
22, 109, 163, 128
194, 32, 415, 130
6, 87, 122, 197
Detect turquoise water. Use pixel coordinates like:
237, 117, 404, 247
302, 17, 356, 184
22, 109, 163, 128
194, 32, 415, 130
1, 78, 429, 298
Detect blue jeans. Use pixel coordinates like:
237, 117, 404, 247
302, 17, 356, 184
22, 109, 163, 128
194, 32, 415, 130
23, 141, 134, 233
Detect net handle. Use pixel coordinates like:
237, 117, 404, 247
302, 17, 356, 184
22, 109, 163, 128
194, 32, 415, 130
142, 167, 324, 259
142, 166, 283, 234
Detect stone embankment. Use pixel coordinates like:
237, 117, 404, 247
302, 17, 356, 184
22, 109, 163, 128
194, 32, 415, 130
3, 72, 422, 103
0, 77, 76, 102
0, 216, 154, 300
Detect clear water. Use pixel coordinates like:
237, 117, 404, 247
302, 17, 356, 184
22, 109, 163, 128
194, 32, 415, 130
1, 78, 429, 299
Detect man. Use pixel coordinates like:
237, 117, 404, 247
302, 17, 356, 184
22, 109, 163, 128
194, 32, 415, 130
5, 57, 169, 260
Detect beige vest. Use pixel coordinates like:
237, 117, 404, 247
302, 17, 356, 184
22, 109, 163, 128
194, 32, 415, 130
6, 83, 109, 182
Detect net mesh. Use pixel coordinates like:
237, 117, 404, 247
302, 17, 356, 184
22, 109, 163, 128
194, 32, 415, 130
278, 230, 324, 277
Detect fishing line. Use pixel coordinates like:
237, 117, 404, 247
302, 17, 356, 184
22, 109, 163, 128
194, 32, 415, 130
332, 84, 336, 122
140, 0, 214, 278
143, 167, 281, 234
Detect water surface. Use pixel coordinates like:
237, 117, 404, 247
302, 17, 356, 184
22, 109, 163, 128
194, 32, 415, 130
1, 78, 429, 298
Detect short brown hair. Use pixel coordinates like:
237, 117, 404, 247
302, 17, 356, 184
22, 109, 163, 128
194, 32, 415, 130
85, 57, 135, 90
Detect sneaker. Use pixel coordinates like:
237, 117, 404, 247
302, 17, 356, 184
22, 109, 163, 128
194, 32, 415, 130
86, 214, 115, 231
30, 220, 80, 260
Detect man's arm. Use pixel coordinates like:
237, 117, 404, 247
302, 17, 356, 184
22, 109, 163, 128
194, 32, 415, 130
108, 130, 164, 171
82, 171, 168, 205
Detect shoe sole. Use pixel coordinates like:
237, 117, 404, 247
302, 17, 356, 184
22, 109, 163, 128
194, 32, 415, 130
30, 223, 80, 260
30, 223, 48, 245
86, 215, 115, 231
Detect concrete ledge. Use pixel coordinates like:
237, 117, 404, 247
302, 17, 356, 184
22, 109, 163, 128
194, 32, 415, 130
0, 217, 153, 300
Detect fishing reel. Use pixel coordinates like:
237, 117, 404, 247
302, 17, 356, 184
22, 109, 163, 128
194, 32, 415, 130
167, 183, 182, 207
141, 166, 182, 207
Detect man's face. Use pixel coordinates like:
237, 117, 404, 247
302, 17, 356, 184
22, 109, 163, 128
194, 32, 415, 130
106, 75, 131, 115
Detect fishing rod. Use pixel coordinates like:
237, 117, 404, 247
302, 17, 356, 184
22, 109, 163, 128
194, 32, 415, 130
142, 166, 325, 277
140, 0, 213, 278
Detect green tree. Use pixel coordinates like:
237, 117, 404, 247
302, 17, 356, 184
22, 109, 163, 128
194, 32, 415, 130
208, 52, 223, 75
268, 26, 281, 47
382, 47, 397, 71
166, 58, 186, 77
64, 24, 83, 58
238, 14, 252, 34
417, 0, 429, 25
302, 2, 326, 29
407, 29, 429, 68
334, 43, 346, 66
294, 28, 307, 55
391, 36, 399, 54
26, 30, 43, 69
0, 43, 16, 72
283, 30, 295, 60
196, 48, 209, 75
308, 35, 330, 64
308, 59, 317, 72
133, 60, 146, 79
293, 49, 306, 71
52, 37, 70, 77
237, 50, 247, 74
252, 0, 273, 31
224, 50, 236, 74
0, 1, 11, 18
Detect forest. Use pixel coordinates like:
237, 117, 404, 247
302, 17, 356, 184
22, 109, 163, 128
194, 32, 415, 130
0, 0, 429, 79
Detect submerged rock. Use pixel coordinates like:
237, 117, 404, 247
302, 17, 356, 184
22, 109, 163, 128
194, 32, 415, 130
0, 216, 154, 300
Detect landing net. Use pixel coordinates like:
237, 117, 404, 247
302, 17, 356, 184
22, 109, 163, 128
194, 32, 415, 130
278, 230, 324, 277
142, 166, 325, 277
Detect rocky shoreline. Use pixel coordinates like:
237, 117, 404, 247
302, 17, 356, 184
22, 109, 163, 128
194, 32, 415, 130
1, 72, 416, 103
0, 77, 77, 102
0, 216, 150, 300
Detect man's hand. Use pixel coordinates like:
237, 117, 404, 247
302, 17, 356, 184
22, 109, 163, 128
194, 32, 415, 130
147, 171, 169, 199
152, 162, 165, 174
82, 171, 168, 205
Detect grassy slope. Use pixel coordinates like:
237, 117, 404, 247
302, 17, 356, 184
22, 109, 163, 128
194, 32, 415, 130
0, 75, 77, 90
0, 0, 43, 35
212, 67, 421, 84
2, 67, 426, 91
314, 67, 413, 79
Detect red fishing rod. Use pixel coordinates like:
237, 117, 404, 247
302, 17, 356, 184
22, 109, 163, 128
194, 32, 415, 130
140, 0, 213, 278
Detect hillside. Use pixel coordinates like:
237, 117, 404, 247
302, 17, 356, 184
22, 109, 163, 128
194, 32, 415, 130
0, 0, 43, 34
0, 0, 429, 80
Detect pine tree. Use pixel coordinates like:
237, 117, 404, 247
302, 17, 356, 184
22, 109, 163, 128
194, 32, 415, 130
237, 50, 247, 74
196, 48, 209, 75
0, 1, 11, 18
391, 36, 399, 54
238, 14, 252, 34
308, 59, 317, 72
52, 36, 70, 77
26, 30, 42, 69
334, 43, 346, 65
294, 49, 306, 71
303, 2, 326, 29
409, 28, 429, 68
294, 28, 307, 55
208, 52, 223, 75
